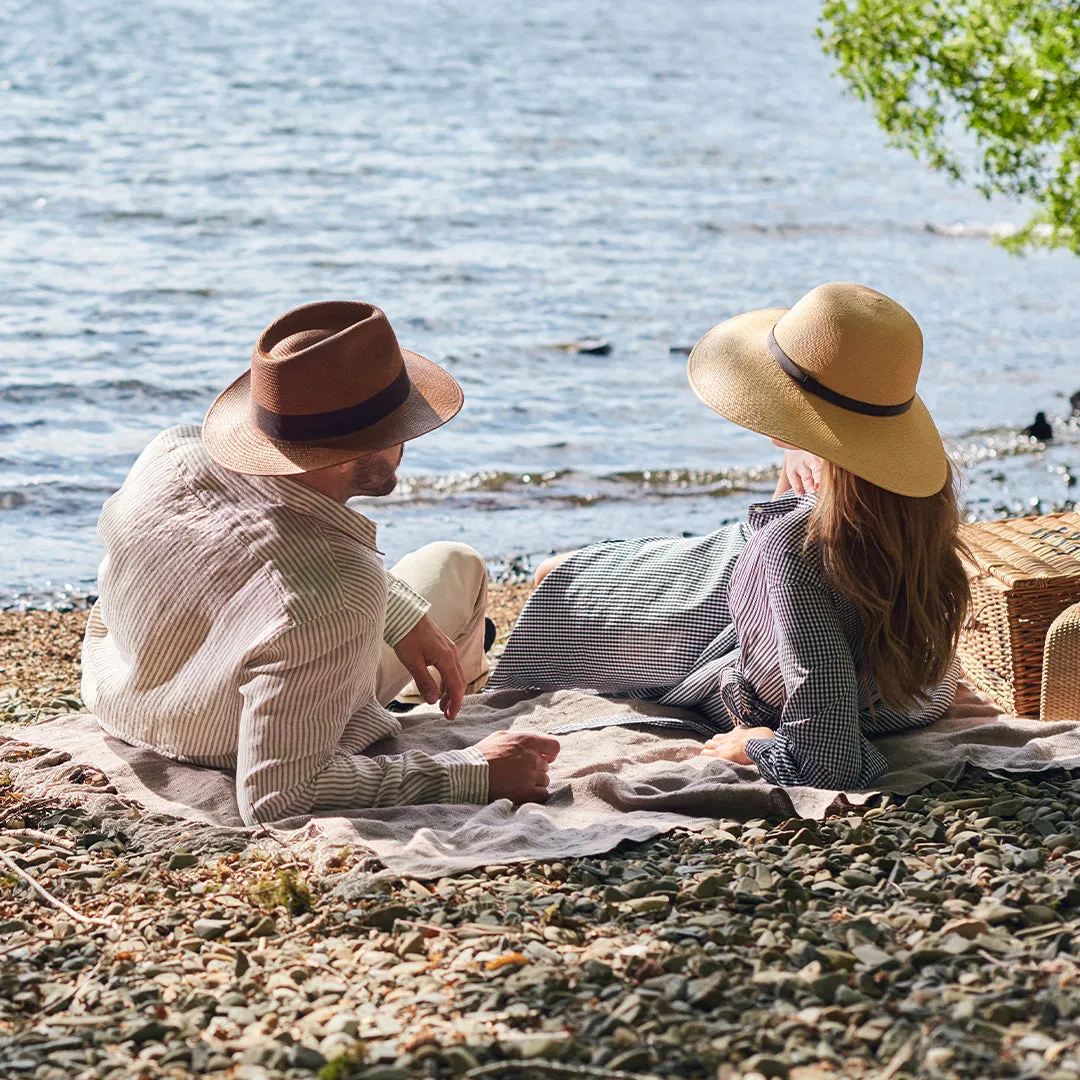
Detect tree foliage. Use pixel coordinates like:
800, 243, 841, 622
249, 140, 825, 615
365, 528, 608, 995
819, 1, 1080, 253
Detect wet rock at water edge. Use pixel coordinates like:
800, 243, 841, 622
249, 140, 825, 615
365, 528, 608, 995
550, 338, 613, 355
1022, 411, 1054, 440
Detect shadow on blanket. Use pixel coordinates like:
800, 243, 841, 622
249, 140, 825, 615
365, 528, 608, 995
2, 684, 1079, 879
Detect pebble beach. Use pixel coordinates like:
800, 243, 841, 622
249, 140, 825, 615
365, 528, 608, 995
3, 592, 1080, 1080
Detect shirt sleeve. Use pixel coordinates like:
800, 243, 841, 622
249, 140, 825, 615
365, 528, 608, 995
383, 573, 431, 647
742, 547, 888, 790
236, 608, 487, 824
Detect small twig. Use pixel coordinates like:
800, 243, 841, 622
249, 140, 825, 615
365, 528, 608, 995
395, 918, 521, 938
255, 822, 292, 851
3, 829, 76, 850
43, 959, 103, 1015
0, 934, 40, 961
0, 849, 114, 928
876, 1035, 918, 1080
394, 918, 460, 936
457, 922, 523, 936
28, 1013, 115, 1028
1015, 922, 1066, 941
0, 796, 53, 829
68, 959, 103, 1007
277, 911, 329, 942
466, 1062, 662, 1080
884, 858, 904, 897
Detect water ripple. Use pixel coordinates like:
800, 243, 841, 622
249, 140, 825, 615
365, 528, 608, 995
3, 0, 1080, 600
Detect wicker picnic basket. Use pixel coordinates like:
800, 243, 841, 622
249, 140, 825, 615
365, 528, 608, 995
1041, 602, 1080, 721
957, 510, 1080, 717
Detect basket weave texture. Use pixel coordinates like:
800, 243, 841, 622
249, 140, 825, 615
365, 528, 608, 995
1041, 603, 1080, 722
958, 510, 1080, 717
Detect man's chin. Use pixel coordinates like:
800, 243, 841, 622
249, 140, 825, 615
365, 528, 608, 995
355, 474, 398, 498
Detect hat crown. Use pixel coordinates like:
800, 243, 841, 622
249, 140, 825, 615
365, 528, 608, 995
773, 283, 922, 409
252, 301, 404, 416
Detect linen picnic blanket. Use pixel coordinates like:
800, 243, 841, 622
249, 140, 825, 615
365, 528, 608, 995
4, 683, 1079, 879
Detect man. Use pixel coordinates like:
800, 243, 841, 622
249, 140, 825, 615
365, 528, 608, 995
81, 300, 558, 825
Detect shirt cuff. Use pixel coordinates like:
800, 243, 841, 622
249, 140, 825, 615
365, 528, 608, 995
433, 746, 489, 804
383, 574, 432, 647
743, 737, 777, 777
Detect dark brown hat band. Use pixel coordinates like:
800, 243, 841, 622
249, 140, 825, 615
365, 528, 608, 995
768, 327, 914, 418
253, 366, 412, 441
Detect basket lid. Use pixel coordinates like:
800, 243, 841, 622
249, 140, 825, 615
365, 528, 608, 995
960, 510, 1080, 589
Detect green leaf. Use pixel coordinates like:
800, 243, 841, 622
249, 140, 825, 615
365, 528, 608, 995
819, 0, 1080, 253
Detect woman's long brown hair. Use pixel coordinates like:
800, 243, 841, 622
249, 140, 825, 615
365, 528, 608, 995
806, 459, 971, 711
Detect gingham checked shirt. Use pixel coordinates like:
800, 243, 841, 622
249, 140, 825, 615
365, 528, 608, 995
488, 493, 958, 789
81, 426, 488, 825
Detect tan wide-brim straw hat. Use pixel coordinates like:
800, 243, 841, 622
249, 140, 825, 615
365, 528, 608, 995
688, 282, 949, 498
203, 300, 463, 475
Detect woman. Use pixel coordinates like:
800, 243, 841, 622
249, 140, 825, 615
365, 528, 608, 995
486, 282, 971, 790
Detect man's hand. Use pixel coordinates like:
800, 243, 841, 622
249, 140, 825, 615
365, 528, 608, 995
393, 615, 465, 721
474, 731, 561, 804
700, 726, 775, 765
774, 450, 825, 498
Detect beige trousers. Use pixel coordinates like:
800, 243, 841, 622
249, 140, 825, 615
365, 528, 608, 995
375, 541, 490, 706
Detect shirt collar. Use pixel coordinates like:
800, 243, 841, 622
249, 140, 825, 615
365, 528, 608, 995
746, 491, 816, 532
249, 473, 382, 551
169, 426, 383, 552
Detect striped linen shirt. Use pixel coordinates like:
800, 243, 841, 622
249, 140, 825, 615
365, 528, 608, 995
487, 493, 958, 790
81, 425, 488, 825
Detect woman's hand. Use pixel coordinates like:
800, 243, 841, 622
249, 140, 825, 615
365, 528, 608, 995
700, 726, 775, 764
774, 450, 824, 498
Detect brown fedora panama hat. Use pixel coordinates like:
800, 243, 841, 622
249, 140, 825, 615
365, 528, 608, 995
688, 282, 949, 498
202, 301, 463, 475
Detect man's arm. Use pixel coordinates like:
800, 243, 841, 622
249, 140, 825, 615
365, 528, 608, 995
383, 574, 430, 646
235, 608, 486, 825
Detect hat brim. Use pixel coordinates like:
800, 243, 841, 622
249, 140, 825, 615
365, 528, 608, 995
688, 307, 949, 498
201, 349, 463, 475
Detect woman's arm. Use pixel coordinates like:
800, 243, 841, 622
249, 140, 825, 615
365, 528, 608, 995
701, 726, 776, 763
743, 545, 888, 789
533, 550, 581, 586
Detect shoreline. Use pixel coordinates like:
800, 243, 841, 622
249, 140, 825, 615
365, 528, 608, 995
3, 436, 1078, 620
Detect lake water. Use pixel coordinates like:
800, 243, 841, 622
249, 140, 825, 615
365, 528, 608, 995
3, 0, 1080, 607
